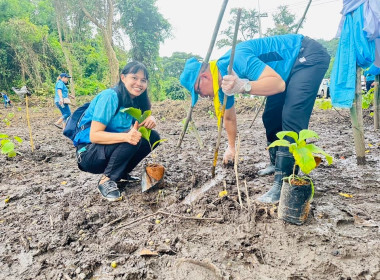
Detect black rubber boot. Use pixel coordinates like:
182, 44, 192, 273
258, 143, 277, 176
257, 147, 295, 204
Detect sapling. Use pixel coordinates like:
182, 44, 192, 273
0, 133, 23, 158
268, 129, 333, 196
269, 129, 333, 225
121, 107, 167, 154
122, 107, 167, 192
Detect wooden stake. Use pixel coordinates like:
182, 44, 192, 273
249, 97, 266, 128
25, 95, 35, 152
374, 74, 379, 130
177, 0, 229, 148
211, 8, 242, 178
350, 66, 366, 165
234, 135, 243, 209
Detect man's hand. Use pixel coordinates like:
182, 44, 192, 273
221, 71, 248, 96
223, 145, 235, 165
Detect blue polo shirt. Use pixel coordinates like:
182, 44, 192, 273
54, 80, 69, 102
73, 88, 133, 146
217, 34, 304, 109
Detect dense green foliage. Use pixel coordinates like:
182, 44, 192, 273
0, 1, 339, 104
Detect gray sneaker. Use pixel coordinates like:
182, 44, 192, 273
97, 180, 122, 201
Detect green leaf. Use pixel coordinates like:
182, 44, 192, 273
140, 110, 151, 123
268, 139, 290, 149
121, 107, 142, 120
8, 150, 17, 158
1, 141, 15, 154
13, 136, 23, 143
306, 144, 333, 165
138, 126, 151, 142
151, 139, 167, 150
276, 131, 298, 142
298, 129, 319, 143
293, 146, 316, 174
0, 133, 9, 139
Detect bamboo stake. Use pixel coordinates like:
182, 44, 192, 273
25, 95, 35, 152
350, 66, 366, 165
249, 97, 266, 128
177, 0, 229, 148
211, 8, 242, 178
374, 75, 379, 129
234, 135, 243, 209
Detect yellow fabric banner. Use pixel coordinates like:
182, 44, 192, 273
209, 60, 223, 128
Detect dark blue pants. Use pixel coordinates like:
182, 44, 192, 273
77, 130, 160, 181
55, 102, 71, 122
262, 37, 331, 143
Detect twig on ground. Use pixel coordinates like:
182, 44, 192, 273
259, 248, 266, 265
108, 210, 223, 234
63, 274, 73, 280
49, 214, 54, 230
333, 107, 350, 120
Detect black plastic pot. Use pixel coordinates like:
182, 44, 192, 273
278, 178, 313, 225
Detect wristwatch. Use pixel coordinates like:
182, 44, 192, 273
243, 82, 252, 93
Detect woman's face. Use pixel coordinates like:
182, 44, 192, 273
121, 70, 148, 98
61, 77, 69, 84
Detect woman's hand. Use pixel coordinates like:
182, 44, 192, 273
126, 121, 142, 145
140, 115, 157, 129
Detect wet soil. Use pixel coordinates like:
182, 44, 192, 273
1, 97, 379, 280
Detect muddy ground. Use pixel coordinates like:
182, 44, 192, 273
0, 97, 379, 280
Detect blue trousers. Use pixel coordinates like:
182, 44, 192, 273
77, 130, 160, 181
55, 102, 71, 122
262, 37, 331, 143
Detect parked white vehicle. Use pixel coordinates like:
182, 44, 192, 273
317, 78, 330, 98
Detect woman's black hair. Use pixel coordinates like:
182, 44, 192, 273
114, 61, 151, 111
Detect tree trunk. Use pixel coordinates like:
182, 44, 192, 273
350, 66, 366, 165
374, 75, 379, 130
54, 0, 76, 99
80, 0, 119, 85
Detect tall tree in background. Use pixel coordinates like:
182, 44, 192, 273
265, 6, 298, 36
119, 0, 171, 100
119, 0, 171, 66
79, 0, 119, 84
216, 8, 259, 49
53, 0, 76, 97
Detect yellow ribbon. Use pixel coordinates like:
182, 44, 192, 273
209, 60, 223, 128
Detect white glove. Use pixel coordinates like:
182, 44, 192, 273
221, 71, 248, 96
223, 145, 235, 165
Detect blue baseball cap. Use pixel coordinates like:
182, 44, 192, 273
60, 73, 71, 78
180, 57, 202, 107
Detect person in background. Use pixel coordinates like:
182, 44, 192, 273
1, 92, 12, 108
180, 34, 330, 204
54, 73, 72, 129
364, 64, 380, 92
74, 61, 160, 202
